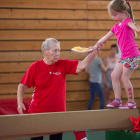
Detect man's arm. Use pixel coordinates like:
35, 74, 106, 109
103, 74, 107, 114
17, 83, 28, 114
76, 50, 98, 73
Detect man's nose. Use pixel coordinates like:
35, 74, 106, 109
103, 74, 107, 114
56, 51, 60, 56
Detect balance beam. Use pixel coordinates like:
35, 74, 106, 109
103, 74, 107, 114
0, 109, 139, 140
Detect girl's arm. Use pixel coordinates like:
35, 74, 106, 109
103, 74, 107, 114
98, 31, 115, 44
102, 72, 108, 88
100, 62, 109, 72
92, 31, 114, 50
100, 57, 109, 72
128, 22, 140, 33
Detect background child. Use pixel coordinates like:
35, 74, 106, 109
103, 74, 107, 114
86, 50, 109, 110
92, 0, 140, 109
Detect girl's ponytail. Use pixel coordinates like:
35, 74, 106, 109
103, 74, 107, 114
126, 2, 137, 37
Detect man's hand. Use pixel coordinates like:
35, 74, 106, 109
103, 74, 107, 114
97, 42, 104, 50
17, 102, 26, 114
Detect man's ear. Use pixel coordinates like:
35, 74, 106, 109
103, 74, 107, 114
43, 49, 47, 56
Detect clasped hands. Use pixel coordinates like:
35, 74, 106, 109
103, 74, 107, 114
89, 42, 104, 53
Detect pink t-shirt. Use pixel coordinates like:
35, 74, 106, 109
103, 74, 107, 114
20, 59, 79, 113
111, 18, 140, 59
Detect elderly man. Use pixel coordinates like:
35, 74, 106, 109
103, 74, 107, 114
17, 38, 103, 140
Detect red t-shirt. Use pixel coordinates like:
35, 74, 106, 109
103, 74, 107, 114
20, 59, 79, 113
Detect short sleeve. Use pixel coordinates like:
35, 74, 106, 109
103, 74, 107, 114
111, 25, 116, 33
20, 62, 36, 88
98, 58, 102, 65
65, 59, 79, 75
125, 18, 133, 26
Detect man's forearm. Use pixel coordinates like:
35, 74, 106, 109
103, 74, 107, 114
82, 50, 98, 68
17, 84, 27, 104
76, 50, 98, 73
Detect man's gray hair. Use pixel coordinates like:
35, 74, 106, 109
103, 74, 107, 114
41, 38, 60, 56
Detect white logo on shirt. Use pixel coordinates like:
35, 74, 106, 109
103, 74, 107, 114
53, 72, 61, 75
81, 137, 88, 140
33, 87, 36, 93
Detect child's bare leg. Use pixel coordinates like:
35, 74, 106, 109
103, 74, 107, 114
121, 66, 134, 102
111, 63, 123, 99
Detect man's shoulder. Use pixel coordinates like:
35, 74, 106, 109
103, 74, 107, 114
29, 59, 43, 68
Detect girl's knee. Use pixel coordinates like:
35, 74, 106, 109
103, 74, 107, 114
111, 72, 119, 81
121, 75, 129, 83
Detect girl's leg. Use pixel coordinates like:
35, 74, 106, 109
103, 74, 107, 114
107, 63, 123, 107
121, 65, 134, 102
111, 63, 123, 99
87, 81, 96, 110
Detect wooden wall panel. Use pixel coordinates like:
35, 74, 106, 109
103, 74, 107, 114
0, 20, 88, 30
1, 9, 139, 20
0, 30, 88, 40
1, 40, 140, 51
0, 62, 32, 73
0, 9, 88, 19
0, 0, 87, 9
0, 0, 140, 112
0, 41, 89, 51
0, 1, 139, 10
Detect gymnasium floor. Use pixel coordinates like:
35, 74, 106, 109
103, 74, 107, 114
20, 130, 105, 140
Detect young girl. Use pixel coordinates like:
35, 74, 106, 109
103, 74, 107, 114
93, 0, 140, 109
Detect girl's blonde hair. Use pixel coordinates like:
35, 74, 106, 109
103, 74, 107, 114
108, 0, 137, 37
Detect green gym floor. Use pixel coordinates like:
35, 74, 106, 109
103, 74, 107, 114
19, 130, 105, 140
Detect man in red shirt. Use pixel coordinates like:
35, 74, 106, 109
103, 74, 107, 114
17, 38, 103, 140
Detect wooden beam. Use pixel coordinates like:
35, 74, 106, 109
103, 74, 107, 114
0, 109, 139, 139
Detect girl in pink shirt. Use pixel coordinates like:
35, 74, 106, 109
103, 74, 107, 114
92, 0, 140, 109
